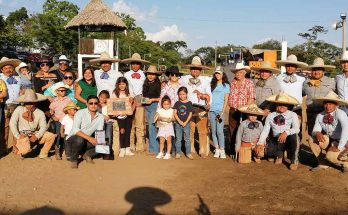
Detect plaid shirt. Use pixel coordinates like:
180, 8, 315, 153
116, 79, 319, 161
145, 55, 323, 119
228, 78, 255, 108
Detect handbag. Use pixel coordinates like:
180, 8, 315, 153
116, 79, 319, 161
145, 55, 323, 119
16, 137, 31, 155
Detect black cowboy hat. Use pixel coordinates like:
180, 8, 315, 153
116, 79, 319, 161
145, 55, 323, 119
165, 66, 183, 76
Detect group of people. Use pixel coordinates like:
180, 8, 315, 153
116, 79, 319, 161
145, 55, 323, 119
0, 50, 348, 172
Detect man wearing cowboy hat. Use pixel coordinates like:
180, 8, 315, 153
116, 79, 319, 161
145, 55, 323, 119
51, 55, 71, 82
180, 56, 212, 158
122, 53, 150, 152
257, 92, 301, 170
335, 51, 348, 114
303, 57, 335, 137
9, 89, 56, 159
0, 57, 21, 155
276, 54, 308, 105
251, 61, 281, 114
228, 62, 256, 156
311, 91, 348, 172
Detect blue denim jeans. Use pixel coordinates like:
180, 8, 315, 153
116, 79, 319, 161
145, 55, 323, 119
209, 111, 225, 149
145, 102, 159, 153
175, 123, 191, 155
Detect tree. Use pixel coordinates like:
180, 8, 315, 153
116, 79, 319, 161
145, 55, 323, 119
252, 39, 282, 50
161, 41, 187, 52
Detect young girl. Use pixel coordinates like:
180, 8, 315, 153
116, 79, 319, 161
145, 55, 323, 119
111, 77, 135, 157
155, 95, 175, 159
209, 66, 230, 159
98, 90, 114, 159
174, 87, 194, 159
60, 102, 79, 160
235, 104, 264, 163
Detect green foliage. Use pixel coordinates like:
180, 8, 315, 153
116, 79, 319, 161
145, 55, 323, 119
252, 39, 282, 50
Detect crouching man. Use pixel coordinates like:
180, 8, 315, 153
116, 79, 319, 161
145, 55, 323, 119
311, 91, 348, 172
66, 95, 104, 168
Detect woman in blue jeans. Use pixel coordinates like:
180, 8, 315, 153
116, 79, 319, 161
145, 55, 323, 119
142, 65, 161, 154
209, 66, 230, 159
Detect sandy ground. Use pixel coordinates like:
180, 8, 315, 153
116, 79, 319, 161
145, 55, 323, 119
1, 145, 348, 215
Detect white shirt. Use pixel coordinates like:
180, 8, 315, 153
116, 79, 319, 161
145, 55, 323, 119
180, 75, 212, 106
61, 114, 74, 135
94, 69, 123, 95
124, 70, 146, 97
0, 74, 21, 104
276, 73, 305, 105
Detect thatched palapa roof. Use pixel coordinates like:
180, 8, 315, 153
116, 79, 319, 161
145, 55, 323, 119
65, 0, 126, 32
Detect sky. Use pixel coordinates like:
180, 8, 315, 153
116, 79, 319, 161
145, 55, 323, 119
1, 0, 348, 50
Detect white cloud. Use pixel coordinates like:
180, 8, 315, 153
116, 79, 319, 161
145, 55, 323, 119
145, 25, 186, 42
255, 37, 273, 44
112, 0, 157, 22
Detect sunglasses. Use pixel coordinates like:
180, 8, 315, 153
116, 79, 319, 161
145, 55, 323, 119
64, 76, 73, 80
88, 102, 99, 105
40, 63, 49, 67
170, 73, 180, 77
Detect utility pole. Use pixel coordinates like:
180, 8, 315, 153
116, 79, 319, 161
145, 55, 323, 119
214, 41, 217, 67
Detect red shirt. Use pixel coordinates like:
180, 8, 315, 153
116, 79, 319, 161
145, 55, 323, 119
228, 78, 255, 109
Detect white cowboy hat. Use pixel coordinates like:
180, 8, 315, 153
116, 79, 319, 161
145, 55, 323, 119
183, 56, 211, 70
266, 92, 299, 105
312, 91, 348, 106
51, 82, 70, 96
231, 62, 251, 73
16, 89, 47, 103
276, 54, 308, 69
306, 57, 335, 71
121, 53, 150, 64
89, 52, 120, 64
57, 55, 70, 64
251, 61, 280, 74
15, 62, 29, 73
238, 103, 264, 116
145, 65, 162, 75
0, 57, 21, 69
340, 51, 348, 62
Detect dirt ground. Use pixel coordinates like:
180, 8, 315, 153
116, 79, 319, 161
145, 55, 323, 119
1, 144, 348, 215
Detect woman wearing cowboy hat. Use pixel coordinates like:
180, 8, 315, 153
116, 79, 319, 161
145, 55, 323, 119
257, 92, 300, 171
9, 89, 56, 159
311, 91, 348, 172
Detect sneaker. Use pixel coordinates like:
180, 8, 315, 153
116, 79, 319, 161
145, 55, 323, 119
125, 147, 135, 156
187, 154, 194, 160
119, 148, 126, 158
213, 149, 220, 158
163, 153, 171, 160
156, 152, 164, 159
220, 149, 226, 159
175, 154, 181, 159
82, 154, 94, 164
275, 157, 283, 165
70, 161, 78, 169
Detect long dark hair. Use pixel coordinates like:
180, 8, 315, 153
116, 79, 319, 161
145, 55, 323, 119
82, 66, 96, 87
113, 77, 130, 98
211, 72, 229, 91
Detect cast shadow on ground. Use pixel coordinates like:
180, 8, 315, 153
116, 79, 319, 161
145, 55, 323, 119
196, 194, 211, 215
19, 206, 64, 215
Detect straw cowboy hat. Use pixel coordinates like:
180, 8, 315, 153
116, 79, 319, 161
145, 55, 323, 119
89, 52, 120, 64
238, 103, 264, 115
276, 54, 308, 68
63, 102, 80, 113
266, 92, 299, 105
251, 61, 280, 74
312, 91, 348, 106
121, 53, 150, 64
57, 55, 70, 64
183, 56, 211, 70
51, 82, 70, 96
16, 89, 47, 103
0, 57, 21, 69
340, 51, 348, 62
145, 65, 162, 75
306, 57, 335, 71
15, 62, 29, 73
231, 62, 251, 73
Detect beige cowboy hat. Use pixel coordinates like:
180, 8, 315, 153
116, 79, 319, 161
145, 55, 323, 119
15, 62, 29, 73
51, 82, 70, 96
306, 57, 335, 71
121, 53, 150, 64
340, 51, 348, 62
251, 61, 280, 74
238, 103, 264, 115
214, 66, 224, 74
145, 65, 162, 75
231, 62, 251, 73
16, 89, 47, 103
276, 54, 308, 69
266, 92, 299, 105
0, 57, 21, 69
312, 91, 348, 106
63, 102, 80, 113
89, 52, 120, 64
183, 56, 211, 70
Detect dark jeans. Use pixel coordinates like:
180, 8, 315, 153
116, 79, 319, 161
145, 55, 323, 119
64, 137, 71, 159
117, 116, 133, 148
266, 134, 300, 164
228, 108, 246, 155
67, 135, 97, 162
53, 121, 62, 148
105, 121, 113, 151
